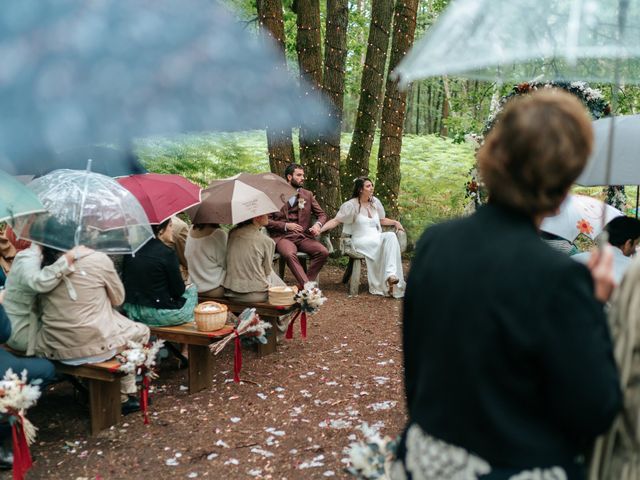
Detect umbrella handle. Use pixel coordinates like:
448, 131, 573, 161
74, 159, 93, 247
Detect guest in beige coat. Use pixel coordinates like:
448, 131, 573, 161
223, 214, 285, 303
35, 245, 150, 413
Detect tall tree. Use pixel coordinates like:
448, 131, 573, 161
343, 0, 394, 195
294, 0, 323, 193
375, 0, 419, 219
440, 75, 451, 137
316, 0, 348, 216
257, 0, 296, 175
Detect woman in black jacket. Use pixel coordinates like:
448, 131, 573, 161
396, 91, 622, 480
122, 218, 197, 326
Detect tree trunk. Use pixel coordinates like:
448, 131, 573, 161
375, 0, 419, 219
315, 0, 348, 217
257, 0, 296, 175
295, 0, 323, 193
404, 84, 414, 132
343, 0, 394, 197
440, 75, 451, 137
416, 82, 421, 134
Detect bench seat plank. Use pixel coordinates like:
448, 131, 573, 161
198, 297, 300, 357
55, 359, 123, 382
149, 323, 234, 394
149, 323, 233, 346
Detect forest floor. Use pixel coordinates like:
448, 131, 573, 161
9, 262, 408, 480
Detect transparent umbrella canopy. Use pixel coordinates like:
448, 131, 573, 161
393, 0, 640, 86
0, 169, 46, 223
11, 169, 153, 254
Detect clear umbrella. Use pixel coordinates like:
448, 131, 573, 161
577, 114, 640, 186
393, 0, 640, 86
0, 0, 331, 167
392, 0, 638, 229
0, 170, 46, 223
11, 169, 153, 254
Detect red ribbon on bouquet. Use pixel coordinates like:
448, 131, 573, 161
11, 415, 32, 480
140, 375, 150, 425
285, 310, 307, 340
233, 330, 242, 383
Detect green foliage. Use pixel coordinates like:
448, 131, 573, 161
134, 131, 476, 246
135, 132, 269, 187
393, 134, 475, 245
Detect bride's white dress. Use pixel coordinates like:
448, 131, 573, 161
338, 198, 405, 298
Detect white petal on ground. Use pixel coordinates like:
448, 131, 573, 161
299, 454, 326, 469
250, 447, 274, 458
367, 401, 397, 411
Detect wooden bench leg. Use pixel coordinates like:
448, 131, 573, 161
88, 378, 121, 435
188, 344, 214, 394
257, 317, 278, 357
342, 258, 354, 284
349, 259, 361, 296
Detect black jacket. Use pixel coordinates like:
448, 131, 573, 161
401, 203, 622, 475
122, 238, 185, 309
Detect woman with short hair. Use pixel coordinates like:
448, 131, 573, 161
395, 90, 621, 479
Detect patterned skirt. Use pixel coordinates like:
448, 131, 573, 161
123, 285, 198, 327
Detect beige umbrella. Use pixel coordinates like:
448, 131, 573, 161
190, 173, 295, 225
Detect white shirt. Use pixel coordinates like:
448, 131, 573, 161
572, 247, 633, 285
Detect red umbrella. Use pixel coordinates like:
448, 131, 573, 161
117, 173, 201, 224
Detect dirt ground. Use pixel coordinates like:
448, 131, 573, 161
12, 262, 408, 480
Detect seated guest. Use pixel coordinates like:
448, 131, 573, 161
0, 301, 56, 469
184, 223, 227, 298
267, 163, 329, 287
573, 216, 640, 284
3, 243, 83, 355
0, 228, 16, 288
122, 218, 197, 326
35, 242, 150, 414
224, 214, 285, 303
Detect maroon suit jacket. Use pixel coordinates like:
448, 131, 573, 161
267, 188, 328, 245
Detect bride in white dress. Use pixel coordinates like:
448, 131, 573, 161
320, 177, 406, 298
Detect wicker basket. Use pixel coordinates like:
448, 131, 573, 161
268, 286, 298, 306
194, 301, 228, 332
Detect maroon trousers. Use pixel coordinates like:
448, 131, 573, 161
276, 236, 329, 286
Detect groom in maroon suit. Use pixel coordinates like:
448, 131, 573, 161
267, 163, 329, 287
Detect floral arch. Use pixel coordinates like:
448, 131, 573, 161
464, 81, 625, 212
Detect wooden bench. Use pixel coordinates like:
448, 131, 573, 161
340, 235, 367, 296
198, 296, 300, 357
55, 359, 124, 435
1, 346, 124, 435
149, 323, 233, 394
